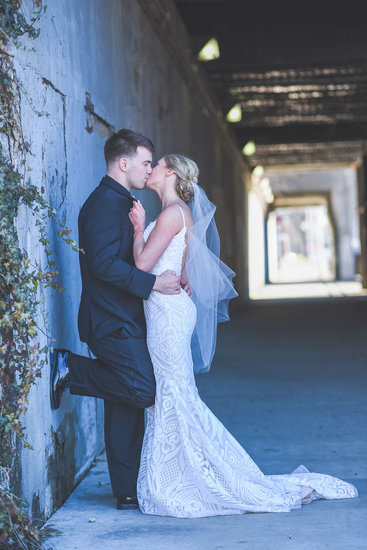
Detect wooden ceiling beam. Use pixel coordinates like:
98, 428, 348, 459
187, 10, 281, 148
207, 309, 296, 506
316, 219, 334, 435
235, 123, 367, 146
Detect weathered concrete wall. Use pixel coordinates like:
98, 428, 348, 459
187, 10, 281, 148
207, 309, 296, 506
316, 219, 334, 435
10, 0, 249, 520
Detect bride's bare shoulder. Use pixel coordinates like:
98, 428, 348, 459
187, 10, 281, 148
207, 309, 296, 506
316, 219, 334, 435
157, 203, 193, 231
178, 203, 194, 229
155, 204, 182, 231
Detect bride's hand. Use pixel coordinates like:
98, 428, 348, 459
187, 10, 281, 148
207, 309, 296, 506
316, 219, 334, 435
129, 200, 146, 233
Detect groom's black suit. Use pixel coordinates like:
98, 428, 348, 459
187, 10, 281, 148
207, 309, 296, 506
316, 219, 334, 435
68, 175, 156, 497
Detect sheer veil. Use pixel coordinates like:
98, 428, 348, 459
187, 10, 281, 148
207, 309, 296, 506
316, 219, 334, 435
185, 182, 238, 374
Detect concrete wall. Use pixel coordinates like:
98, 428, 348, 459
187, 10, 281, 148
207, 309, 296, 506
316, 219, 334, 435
9, 0, 249, 520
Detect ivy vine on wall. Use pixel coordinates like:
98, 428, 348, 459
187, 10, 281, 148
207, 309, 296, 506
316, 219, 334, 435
0, 1, 79, 547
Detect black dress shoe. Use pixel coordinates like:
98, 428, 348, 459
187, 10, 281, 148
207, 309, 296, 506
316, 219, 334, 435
50, 349, 71, 410
116, 496, 139, 510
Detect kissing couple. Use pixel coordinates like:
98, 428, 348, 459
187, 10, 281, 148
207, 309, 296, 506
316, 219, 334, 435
50, 129, 357, 517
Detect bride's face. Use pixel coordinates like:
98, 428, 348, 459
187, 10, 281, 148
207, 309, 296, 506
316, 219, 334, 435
146, 158, 169, 190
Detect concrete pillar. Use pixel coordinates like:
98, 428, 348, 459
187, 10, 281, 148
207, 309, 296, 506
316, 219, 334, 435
356, 158, 367, 287
267, 211, 278, 282
248, 191, 266, 297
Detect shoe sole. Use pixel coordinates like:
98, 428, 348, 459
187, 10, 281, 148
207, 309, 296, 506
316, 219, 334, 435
116, 503, 139, 510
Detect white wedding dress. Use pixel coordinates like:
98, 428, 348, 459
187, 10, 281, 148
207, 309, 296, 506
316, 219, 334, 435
137, 206, 358, 518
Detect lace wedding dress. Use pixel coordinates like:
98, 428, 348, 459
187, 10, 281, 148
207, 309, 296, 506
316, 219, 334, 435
137, 206, 358, 518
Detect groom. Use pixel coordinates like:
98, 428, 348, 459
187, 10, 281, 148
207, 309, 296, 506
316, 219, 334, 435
50, 129, 181, 510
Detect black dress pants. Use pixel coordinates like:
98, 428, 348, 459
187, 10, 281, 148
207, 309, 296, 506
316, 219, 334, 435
68, 330, 155, 497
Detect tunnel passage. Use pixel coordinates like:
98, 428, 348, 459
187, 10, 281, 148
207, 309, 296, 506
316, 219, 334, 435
247, 166, 363, 299
174, 0, 367, 299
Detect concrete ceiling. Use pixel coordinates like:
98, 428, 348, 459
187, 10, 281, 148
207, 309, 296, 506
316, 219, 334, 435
174, 0, 367, 168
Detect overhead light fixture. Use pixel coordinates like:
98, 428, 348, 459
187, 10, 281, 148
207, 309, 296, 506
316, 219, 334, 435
226, 103, 242, 123
260, 177, 270, 191
253, 165, 264, 177
264, 190, 274, 204
242, 141, 256, 156
260, 178, 274, 203
198, 38, 220, 61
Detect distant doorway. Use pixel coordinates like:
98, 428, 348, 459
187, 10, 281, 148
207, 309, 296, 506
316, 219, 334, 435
267, 204, 336, 283
248, 166, 364, 300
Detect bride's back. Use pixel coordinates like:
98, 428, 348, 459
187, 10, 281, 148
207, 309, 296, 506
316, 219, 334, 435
143, 202, 191, 277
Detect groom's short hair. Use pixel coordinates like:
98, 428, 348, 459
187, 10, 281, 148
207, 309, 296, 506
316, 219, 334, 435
104, 129, 154, 166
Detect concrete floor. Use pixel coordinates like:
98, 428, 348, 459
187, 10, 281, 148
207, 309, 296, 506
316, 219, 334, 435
42, 297, 367, 550
251, 280, 364, 300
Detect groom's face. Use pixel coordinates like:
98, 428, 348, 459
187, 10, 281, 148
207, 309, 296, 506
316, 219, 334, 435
126, 147, 153, 190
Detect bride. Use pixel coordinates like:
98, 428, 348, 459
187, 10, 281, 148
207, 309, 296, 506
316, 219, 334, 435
128, 153, 358, 518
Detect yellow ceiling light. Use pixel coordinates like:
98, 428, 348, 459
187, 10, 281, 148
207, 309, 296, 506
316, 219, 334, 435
260, 178, 274, 203
242, 140, 256, 156
253, 165, 264, 177
260, 177, 270, 190
226, 103, 242, 122
198, 38, 220, 61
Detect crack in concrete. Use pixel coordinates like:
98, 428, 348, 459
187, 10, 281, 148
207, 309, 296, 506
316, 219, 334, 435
41, 77, 68, 205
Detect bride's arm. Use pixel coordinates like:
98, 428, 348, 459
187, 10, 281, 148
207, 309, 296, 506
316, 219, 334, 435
129, 201, 182, 272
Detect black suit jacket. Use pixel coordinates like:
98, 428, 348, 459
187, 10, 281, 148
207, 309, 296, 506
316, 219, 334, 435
77, 175, 155, 343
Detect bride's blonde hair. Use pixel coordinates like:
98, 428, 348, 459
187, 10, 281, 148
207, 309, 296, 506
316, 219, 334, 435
164, 154, 199, 203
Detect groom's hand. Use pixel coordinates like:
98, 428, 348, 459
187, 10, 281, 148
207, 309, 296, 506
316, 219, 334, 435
153, 270, 181, 294
181, 278, 192, 298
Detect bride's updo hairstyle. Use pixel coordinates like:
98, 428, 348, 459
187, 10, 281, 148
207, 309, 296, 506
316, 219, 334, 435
164, 154, 199, 203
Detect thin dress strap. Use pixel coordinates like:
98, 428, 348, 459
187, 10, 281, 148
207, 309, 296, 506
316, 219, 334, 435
175, 204, 186, 229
